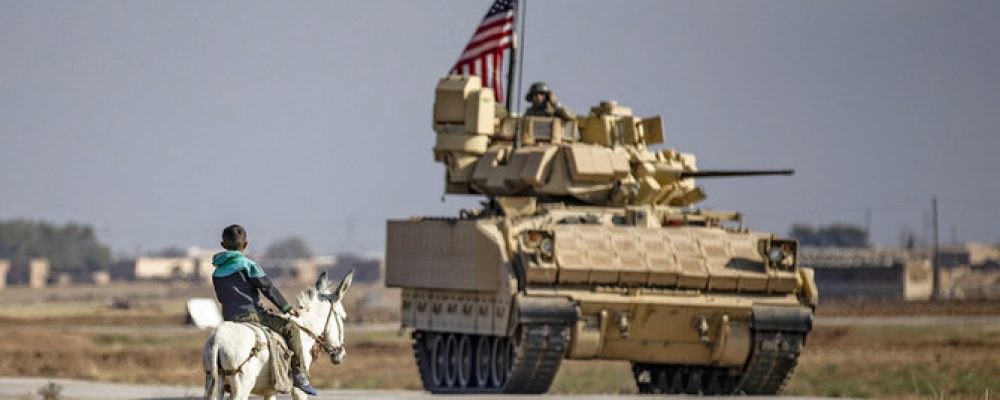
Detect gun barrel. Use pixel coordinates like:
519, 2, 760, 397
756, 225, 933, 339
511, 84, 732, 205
678, 169, 795, 178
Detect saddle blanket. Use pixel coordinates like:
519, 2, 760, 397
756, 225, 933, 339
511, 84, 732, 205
248, 323, 295, 394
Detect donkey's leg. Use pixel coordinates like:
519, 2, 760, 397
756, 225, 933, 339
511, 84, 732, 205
291, 387, 307, 400
263, 395, 277, 400
228, 372, 254, 400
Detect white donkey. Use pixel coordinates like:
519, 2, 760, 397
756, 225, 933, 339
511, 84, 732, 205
204, 270, 353, 400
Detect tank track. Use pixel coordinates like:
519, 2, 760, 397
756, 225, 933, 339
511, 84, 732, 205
735, 329, 805, 394
412, 322, 570, 394
632, 329, 806, 395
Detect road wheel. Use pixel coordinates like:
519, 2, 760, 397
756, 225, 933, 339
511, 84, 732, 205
653, 367, 670, 394
456, 334, 473, 388
429, 334, 446, 388
670, 368, 684, 393
631, 363, 653, 394
474, 335, 491, 388
490, 336, 509, 387
686, 368, 703, 395
445, 334, 459, 388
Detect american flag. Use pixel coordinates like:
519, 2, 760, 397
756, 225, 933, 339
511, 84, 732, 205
450, 0, 516, 103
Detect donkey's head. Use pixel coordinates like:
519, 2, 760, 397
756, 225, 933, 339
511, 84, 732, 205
296, 269, 354, 364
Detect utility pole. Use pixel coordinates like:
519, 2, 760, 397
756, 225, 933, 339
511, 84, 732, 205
864, 206, 871, 242
931, 196, 940, 300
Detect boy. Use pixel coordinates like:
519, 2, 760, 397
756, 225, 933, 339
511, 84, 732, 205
211, 224, 317, 396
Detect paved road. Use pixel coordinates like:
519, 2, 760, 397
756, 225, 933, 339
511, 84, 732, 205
0, 377, 839, 400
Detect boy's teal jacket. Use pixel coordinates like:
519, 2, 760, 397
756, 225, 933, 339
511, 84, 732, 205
212, 250, 265, 278
211, 250, 292, 319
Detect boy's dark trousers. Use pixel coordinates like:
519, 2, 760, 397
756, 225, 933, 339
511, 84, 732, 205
232, 310, 307, 376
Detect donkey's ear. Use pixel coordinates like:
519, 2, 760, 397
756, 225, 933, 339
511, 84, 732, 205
315, 270, 328, 291
335, 269, 355, 299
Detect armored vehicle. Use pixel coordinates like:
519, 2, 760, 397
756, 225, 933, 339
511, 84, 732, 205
385, 76, 818, 395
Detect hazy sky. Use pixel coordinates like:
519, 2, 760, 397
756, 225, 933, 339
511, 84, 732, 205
2, 1, 998, 255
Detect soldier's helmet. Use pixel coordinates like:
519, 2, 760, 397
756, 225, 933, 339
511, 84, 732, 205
525, 82, 552, 101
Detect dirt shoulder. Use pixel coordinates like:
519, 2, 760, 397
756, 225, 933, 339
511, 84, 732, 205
816, 299, 1000, 317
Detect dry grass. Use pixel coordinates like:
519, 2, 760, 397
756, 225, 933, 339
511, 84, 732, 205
817, 299, 1000, 317
1, 284, 999, 398
786, 324, 1000, 399
3, 322, 997, 398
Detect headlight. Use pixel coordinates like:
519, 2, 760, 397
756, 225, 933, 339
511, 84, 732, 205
522, 230, 555, 259
525, 230, 545, 246
768, 246, 784, 263
540, 238, 554, 255
760, 238, 797, 269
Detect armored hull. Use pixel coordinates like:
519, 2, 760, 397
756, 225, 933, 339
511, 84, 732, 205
384, 76, 817, 394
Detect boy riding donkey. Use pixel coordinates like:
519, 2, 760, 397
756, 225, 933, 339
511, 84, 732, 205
211, 224, 318, 396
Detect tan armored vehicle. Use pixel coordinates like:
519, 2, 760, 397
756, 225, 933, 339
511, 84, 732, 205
385, 76, 818, 395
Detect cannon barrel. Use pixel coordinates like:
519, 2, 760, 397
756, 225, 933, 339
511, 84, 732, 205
678, 169, 795, 178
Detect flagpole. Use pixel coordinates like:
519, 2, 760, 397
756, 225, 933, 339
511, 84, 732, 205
510, 0, 526, 150
513, 0, 527, 117
505, 0, 520, 114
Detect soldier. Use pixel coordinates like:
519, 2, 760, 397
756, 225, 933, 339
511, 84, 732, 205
524, 82, 575, 122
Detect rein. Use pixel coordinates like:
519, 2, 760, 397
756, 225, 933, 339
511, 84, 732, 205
284, 299, 342, 356
220, 303, 341, 378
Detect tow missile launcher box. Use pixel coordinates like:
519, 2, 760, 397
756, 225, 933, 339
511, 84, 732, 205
386, 75, 818, 395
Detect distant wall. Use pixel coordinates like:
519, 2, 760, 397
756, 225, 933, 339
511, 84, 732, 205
6, 258, 50, 288
134, 257, 196, 280
91, 271, 111, 286
328, 257, 382, 283
260, 255, 382, 285
814, 264, 905, 300
903, 260, 933, 300
802, 247, 934, 301
193, 253, 214, 283
0, 260, 9, 290
110, 260, 137, 281
941, 265, 1000, 299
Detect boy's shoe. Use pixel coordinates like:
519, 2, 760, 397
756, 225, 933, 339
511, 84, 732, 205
292, 373, 318, 396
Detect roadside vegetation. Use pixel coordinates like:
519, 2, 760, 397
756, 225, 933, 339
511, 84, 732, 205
0, 284, 997, 399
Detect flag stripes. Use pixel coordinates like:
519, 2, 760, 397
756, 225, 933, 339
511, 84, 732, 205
449, 0, 516, 103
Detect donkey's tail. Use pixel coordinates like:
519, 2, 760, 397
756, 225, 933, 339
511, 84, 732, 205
204, 330, 223, 400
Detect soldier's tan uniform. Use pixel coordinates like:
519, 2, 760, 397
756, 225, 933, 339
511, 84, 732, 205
524, 81, 575, 122
525, 101, 575, 121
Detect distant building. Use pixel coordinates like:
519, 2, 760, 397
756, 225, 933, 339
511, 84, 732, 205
937, 244, 1000, 299
134, 257, 197, 280
938, 244, 1000, 269
5, 258, 50, 288
800, 247, 933, 301
330, 254, 384, 283
103, 250, 383, 286
801, 243, 1000, 301
54, 272, 73, 286
259, 256, 333, 285
0, 259, 9, 290
91, 270, 111, 286
259, 254, 383, 284
110, 259, 138, 281
192, 251, 215, 283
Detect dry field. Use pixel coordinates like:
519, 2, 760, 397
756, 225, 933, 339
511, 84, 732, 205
1, 283, 998, 399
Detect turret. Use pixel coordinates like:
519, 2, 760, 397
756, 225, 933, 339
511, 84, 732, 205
431, 75, 792, 207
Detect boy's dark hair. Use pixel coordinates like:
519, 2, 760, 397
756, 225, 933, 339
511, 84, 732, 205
221, 224, 247, 251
